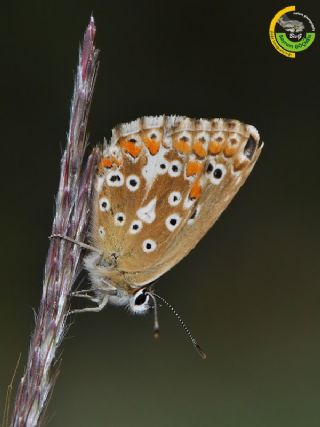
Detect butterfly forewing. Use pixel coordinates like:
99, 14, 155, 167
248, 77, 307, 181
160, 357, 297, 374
91, 115, 262, 288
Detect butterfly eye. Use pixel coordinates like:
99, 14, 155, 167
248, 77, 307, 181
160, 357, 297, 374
129, 219, 143, 234
165, 214, 182, 232
126, 175, 141, 192
106, 171, 124, 187
114, 212, 126, 226
142, 239, 157, 253
99, 197, 110, 212
130, 289, 150, 314
168, 160, 182, 177
168, 191, 182, 207
134, 291, 148, 306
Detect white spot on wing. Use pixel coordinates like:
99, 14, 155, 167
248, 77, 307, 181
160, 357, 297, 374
209, 164, 226, 185
137, 198, 157, 224
168, 160, 182, 177
156, 158, 169, 175
99, 197, 110, 212
106, 171, 124, 187
142, 239, 157, 253
165, 214, 182, 231
142, 144, 169, 188
126, 175, 141, 192
129, 219, 143, 234
168, 191, 182, 206
114, 212, 126, 226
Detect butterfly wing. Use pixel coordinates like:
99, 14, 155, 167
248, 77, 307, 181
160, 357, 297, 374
91, 116, 262, 288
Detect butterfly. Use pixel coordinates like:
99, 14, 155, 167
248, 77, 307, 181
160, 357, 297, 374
57, 115, 262, 354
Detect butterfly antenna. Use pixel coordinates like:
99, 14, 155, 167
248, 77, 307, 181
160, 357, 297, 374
148, 293, 160, 339
152, 292, 207, 360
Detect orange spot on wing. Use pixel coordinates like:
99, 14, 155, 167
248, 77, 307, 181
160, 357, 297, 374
102, 158, 113, 168
193, 141, 207, 158
223, 145, 237, 157
120, 138, 142, 158
173, 138, 191, 154
186, 161, 203, 177
208, 141, 222, 155
98, 156, 122, 174
189, 179, 202, 200
143, 137, 160, 155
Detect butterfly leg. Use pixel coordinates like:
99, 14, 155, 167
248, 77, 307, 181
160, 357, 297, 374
68, 294, 109, 315
71, 290, 100, 301
49, 234, 102, 255
71, 280, 117, 299
101, 280, 117, 293
69, 281, 117, 314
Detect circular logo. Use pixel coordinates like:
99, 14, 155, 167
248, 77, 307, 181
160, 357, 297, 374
269, 6, 315, 58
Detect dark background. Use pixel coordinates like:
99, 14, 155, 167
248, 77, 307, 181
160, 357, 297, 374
1, 1, 320, 426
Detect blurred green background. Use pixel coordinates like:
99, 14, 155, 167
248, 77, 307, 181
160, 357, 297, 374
1, 0, 320, 426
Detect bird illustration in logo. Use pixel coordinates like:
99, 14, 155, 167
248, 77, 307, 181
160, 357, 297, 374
278, 14, 305, 34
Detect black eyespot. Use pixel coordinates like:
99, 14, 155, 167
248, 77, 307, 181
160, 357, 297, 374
110, 175, 120, 182
135, 291, 147, 306
146, 243, 152, 250
170, 218, 177, 226
213, 168, 222, 179
173, 196, 178, 201
160, 163, 166, 169
129, 138, 137, 143
206, 163, 213, 173
172, 165, 178, 172
150, 133, 157, 139
244, 136, 257, 160
133, 224, 139, 230
101, 202, 107, 208
118, 216, 124, 222
129, 179, 137, 187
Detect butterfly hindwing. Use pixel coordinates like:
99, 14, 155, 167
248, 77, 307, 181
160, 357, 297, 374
91, 115, 262, 287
